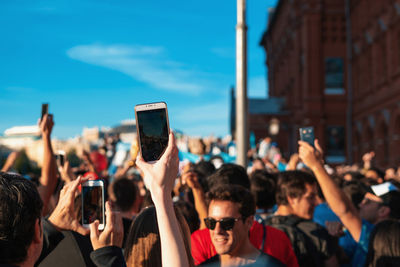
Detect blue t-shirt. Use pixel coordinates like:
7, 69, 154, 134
351, 220, 374, 267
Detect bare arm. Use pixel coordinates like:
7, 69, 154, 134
298, 140, 363, 242
136, 133, 190, 267
1, 151, 20, 172
38, 114, 58, 214
185, 171, 208, 229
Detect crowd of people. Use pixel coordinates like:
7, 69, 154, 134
1, 113, 400, 267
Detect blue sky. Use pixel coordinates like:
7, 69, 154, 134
0, 0, 278, 139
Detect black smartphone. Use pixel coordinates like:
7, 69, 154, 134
135, 102, 170, 162
82, 180, 105, 230
41, 103, 49, 122
299, 127, 315, 147
55, 150, 65, 168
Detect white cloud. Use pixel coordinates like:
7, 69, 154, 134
67, 44, 214, 94
248, 76, 268, 98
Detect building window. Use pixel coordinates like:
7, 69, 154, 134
324, 58, 345, 95
325, 126, 346, 164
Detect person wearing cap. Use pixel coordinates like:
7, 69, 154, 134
298, 140, 400, 267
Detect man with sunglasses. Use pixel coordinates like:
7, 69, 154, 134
200, 184, 284, 266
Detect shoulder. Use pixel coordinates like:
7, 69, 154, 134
253, 252, 285, 267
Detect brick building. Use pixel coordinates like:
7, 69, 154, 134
260, 0, 400, 166
350, 0, 400, 167
260, 0, 348, 164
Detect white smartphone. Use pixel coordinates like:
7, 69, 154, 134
81, 180, 105, 230
135, 102, 170, 162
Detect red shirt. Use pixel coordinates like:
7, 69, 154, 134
191, 221, 299, 267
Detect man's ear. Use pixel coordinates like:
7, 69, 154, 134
245, 215, 254, 229
378, 205, 390, 219
33, 219, 42, 244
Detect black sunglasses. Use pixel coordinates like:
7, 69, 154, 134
204, 217, 241, 231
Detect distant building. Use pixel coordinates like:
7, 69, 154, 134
260, 0, 400, 166
0, 125, 41, 150
260, 0, 348, 164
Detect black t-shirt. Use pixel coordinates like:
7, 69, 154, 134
265, 215, 337, 267
200, 251, 285, 267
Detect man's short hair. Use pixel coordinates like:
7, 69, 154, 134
380, 191, 400, 219
0, 171, 43, 264
250, 170, 276, 210
275, 171, 317, 206
206, 163, 250, 190
206, 184, 255, 219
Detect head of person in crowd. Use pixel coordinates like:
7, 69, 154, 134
204, 184, 256, 257
206, 163, 250, 191
359, 183, 400, 224
275, 170, 318, 220
250, 170, 276, 211
124, 205, 193, 267
250, 158, 266, 174
0, 171, 43, 266
174, 200, 200, 234
342, 180, 368, 210
343, 171, 365, 182
365, 219, 400, 267
108, 177, 140, 217
365, 167, 385, 184
384, 166, 398, 181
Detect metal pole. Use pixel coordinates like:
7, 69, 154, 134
345, 0, 353, 164
236, 0, 248, 167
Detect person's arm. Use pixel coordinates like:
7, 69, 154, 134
136, 132, 190, 267
185, 171, 208, 229
1, 151, 20, 172
298, 140, 363, 241
38, 114, 58, 214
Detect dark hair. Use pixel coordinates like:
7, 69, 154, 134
275, 171, 316, 205
207, 163, 250, 190
380, 191, 400, 220
173, 200, 200, 234
109, 178, 138, 212
0, 172, 43, 264
193, 161, 216, 178
250, 170, 276, 209
124, 206, 194, 267
206, 184, 255, 219
365, 220, 400, 267
342, 180, 367, 209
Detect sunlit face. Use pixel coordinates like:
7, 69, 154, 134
287, 183, 318, 220
208, 200, 251, 256
359, 192, 383, 224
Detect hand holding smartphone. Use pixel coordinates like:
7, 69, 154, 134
135, 102, 170, 162
82, 180, 105, 230
41, 103, 49, 122
299, 126, 315, 147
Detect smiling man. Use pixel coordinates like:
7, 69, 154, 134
200, 184, 284, 267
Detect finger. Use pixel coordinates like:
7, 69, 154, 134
314, 139, 323, 154
160, 132, 176, 161
105, 201, 114, 229
135, 153, 149, 173
90, 220, 100, 240
75, 223, 90, 236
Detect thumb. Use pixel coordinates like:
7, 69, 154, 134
90, 220, 100, 241
75, 222, 90, 236
314, 139, 323, 154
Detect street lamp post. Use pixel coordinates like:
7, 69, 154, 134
236, 0, 248, 167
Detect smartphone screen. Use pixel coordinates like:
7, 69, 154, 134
299, 127, 315, 147
136, 104, 169, 162
82, 182, 104, 226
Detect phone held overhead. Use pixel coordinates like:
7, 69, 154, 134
41, 103, 49, 122
135, 102, 170, 162
299, 126, 315, 147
